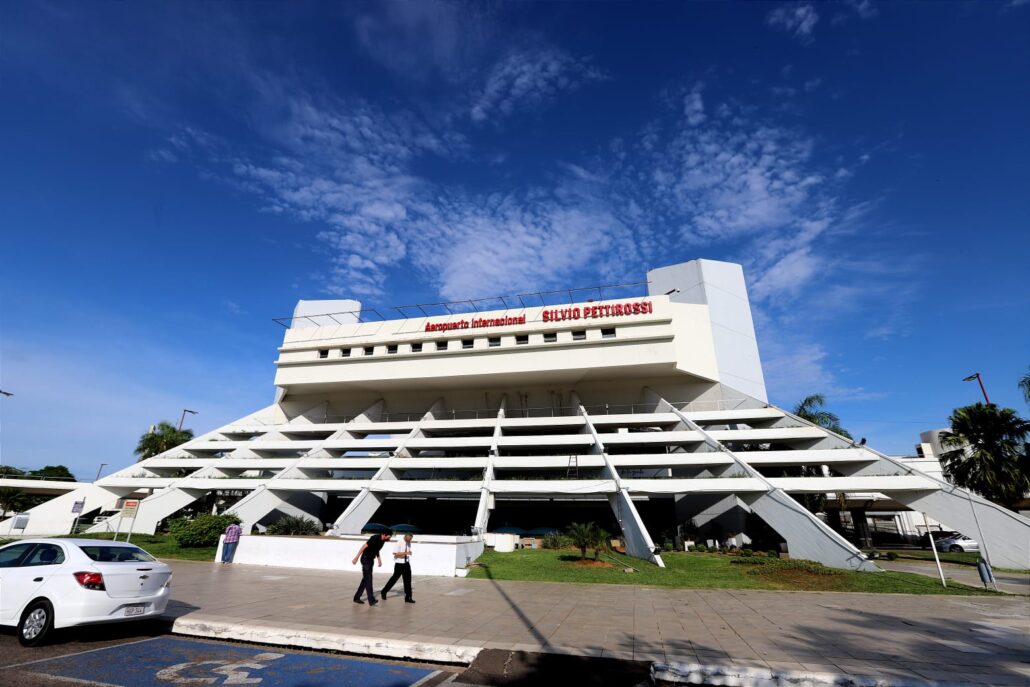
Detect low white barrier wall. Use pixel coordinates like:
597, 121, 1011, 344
215, 534, 484, 577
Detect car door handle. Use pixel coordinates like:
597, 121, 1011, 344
139, 574, 149, 579
33, 577, 43, 582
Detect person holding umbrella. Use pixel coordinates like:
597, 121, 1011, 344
381, 526, 416, 603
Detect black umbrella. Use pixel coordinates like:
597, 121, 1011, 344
361, 522, 391, 533
390, 524, 420, 533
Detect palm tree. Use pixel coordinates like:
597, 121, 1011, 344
1019, 367, 1030, 405
792, 394, 853, 439
592, 527, 611, 561
566, 522, 596, 559
135, 421, 195, 461
940, 402, 1030, 509
0, 487, 26, 517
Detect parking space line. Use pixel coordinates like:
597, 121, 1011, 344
410, 671, 443, 687
1, 636, 163, 671
13, 674, 123, 687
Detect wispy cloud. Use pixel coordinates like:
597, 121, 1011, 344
767, 4, 820, 41
470, 48, 605, 124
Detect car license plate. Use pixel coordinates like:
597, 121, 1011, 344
124, 605, 145, 616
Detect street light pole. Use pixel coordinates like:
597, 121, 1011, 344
177, 408, 198, 431
962, 373, 991, 404
95, 463, 108, 483
0, 390, 11, 474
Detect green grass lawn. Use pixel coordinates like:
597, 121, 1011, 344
467, 549, 995, 595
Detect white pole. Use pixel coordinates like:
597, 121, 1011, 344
923, 513, 947, 588
112, 512, 124, 542
963, 490, 999, 592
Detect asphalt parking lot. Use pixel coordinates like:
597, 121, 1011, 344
0, 623, 458, 687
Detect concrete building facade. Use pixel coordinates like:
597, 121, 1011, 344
5, 259, 1028, 570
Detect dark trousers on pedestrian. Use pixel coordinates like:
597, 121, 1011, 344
382, 562, 412, 600
354, 559, 376, 603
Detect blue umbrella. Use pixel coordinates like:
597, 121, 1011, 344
361, 522, 391, 533
390, 524, 420, 533
527, 527, 558, 536
494, 526, 526, 535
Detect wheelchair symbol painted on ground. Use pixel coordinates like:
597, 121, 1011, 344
155, 652, 285, 685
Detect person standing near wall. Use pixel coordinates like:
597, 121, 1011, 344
352, 532, 391, 605
221, 522, 242, 564
381, 533, 415, 603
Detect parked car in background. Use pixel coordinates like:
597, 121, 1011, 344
92, 509, 121, 525
0, 538, 172, 646
920, 530, 959, 549
934, 535, 980, 553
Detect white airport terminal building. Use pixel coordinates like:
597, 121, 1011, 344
5, 259, 1028, 572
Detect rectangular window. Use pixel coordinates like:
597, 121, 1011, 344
436, 340, 448, 351
364, 346, 374, 356
488, 337, 501, 347
543, 332, 557, 343
411, 343, 423, 353
462, 339, 474, 349
341, 348, 351, 358
572, 330, 586, 341
387, 344, 398, 354
601, 328, 616, 339
318, 349, 329, 359
516, 335, 529, 345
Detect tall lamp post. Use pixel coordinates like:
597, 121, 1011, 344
94, 463, 108, 483
962, 373, 991, 404
0, 390, 11, 474
178, 408, 198, 431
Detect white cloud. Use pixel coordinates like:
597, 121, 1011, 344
767, 4, 820, 40
683, 82, 706, 126
470, 48, 604, 123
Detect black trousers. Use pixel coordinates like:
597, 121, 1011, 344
382, 561, 412, 599
354, 560, 376, 602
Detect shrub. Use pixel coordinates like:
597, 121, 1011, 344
695, 544, 708, 552
266, 514, 322, 536
542, 532, 568, 549
741, 548, 753, 557
663, 542, 674, 552
885, 551, 898, 561
767, 549, 780, 559
169, 513, 241, 548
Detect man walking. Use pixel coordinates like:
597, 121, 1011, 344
221, 521, 242, 564
381, 533, 415, 603
351, 532, 391, 605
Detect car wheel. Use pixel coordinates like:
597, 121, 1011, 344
949, 545, 963, 553
18, 599, 54, 647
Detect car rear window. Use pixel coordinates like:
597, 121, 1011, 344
77, 545, 156, 563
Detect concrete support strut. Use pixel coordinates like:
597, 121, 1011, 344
647, 389, 879, 572
577, 401, 665, 567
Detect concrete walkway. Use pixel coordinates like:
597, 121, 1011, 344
164, 561, 1030, 686
878, 559, 1029, 596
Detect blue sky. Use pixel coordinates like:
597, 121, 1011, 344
1, 1, 1028, 479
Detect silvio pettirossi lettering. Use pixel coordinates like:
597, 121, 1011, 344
422, 300, 653, 333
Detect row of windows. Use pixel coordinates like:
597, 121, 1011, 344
316, 327, 618, 359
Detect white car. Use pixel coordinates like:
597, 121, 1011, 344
0, 538, 172, 646
934, 535, 980, 553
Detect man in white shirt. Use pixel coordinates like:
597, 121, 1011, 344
380, 533, 415, 603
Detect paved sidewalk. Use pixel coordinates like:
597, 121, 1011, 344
164, 561, 1030, 685
878, 559, 1029, 596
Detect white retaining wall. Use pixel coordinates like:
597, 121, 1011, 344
215, 534, 484, 577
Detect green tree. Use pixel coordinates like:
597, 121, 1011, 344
566, 522, 596, 559
592, 527, 611, 561
1019, 366, 1030, 405
940, 402, 1030, 509
0, 487, 26, 516
28, 465, 76, 480
0, 466, 25, 477
792, 394, 853, 439
135, 421, 194, 461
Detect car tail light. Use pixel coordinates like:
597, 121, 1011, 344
73, 571, 106, 591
